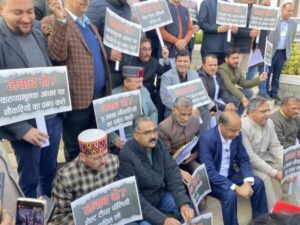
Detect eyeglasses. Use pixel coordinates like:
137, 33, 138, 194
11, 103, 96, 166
140, 47, 152, 52
136, 128, 158, 136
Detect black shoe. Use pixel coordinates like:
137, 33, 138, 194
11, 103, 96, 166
270, 95, 281, 102
257, 92, 272, 101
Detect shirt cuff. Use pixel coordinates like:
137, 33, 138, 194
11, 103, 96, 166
243, 177, 255, 185
230, 184, 236, 191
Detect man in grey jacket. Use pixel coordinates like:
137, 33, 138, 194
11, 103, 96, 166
267, 1, 297, 102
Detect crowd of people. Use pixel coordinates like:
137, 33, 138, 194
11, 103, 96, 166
0, 0, 299, 224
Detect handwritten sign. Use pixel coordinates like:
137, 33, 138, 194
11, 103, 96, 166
264, 40, 273, 67
71, 177, 142, 225
249, 5, 279, 30
181, 0, 199, 22
216, 1, 248, 27
104, 8, 142, 56
282, 145, 300, 183
0, 66, 71, 126
133, 0, 173, 32
188, 164, 211, 210
167, 79, 211, 108
93, 90, 142, 134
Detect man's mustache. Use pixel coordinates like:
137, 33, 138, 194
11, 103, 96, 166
148, 138, 157, 143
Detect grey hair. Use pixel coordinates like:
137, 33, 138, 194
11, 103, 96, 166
173, 96, 193, 108
132, 116, 155, 132
246, 98, 268, 114
281, 96, 299, 106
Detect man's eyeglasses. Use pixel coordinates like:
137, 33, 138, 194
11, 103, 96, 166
140, 47, 152, 52
136, 128, 158, 136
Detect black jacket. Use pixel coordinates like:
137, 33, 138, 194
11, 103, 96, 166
197, 68, 236, 111
118, 139, 190, 225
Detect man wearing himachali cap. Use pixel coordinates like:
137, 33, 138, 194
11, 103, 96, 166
108, 66, 158, 154
51, 129, 119, 224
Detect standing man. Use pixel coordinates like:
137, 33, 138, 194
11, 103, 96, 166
267, 1, 297, 102
270, 96, 300, 149
159, 0, 193, 67
242, 98, 300, 210
87, 0, 131, 88
198, 111, 268, 225
0, 0, 62, 197
42, 0, 112, 161
160, 49, 211, 133
118, 116, 194, 225
198, 0, 238, 65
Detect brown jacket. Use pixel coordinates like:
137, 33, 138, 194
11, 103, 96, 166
158, 114, 200, 155
42, 12, 112, 110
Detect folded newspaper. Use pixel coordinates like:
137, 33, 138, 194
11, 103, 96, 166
172, 136, 199, 165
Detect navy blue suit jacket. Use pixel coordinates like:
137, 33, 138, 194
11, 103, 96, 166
198, 126, 254, 191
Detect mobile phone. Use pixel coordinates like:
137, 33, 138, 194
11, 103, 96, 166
16, 198, 46, 225
0, 172, 4, 223
39, 195, 55, 223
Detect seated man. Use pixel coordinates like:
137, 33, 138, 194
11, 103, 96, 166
160, 49, 211, 133
118, 116, 194, 225
242, 98, 300, 210
197, 54, 236, 112
0, 141, 23, 217
108, 66, 158, 153
159, 96, 200, 185
51, 129, 119, 224
270, 96, 300, 149
198, 111, 268, 225
218, 48, 267, 114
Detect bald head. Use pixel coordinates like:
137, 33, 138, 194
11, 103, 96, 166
218, 111, 241, 140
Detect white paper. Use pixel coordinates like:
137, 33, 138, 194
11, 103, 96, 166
35, 116, 49, 148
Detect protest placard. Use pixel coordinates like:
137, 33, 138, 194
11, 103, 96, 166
133, 0, 173, 32
167, 79, 210, 108
103, 8, 142, 57
282, 144, 300, 183
180, 0, 199, 22
173, 136, 199, 165
264, 40, 273, 67
249, 5, 279, 30
93, 90, 142, 134
216, 1, 248, 27
0, 66, 71, 126
71, 176, 142, 225
188, 164, 211, 213
182, 213, 213, 225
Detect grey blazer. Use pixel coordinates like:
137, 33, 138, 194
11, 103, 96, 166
267, 18, 297, 58
0, 17, 53, 141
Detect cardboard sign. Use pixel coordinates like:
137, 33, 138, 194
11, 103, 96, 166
188, 164, 211, 209
167, 79, 211, 108
182, 213, 213, 225
249, 5, 279, 30
173, 136, 199, 165
282, 145, 300, 183
103, 8, 142, 56
181, 0, 198, 22
93, 90, 142, 134
264, 40, 273, 66
216, 1, 248, 27
133, 0, 173, 32
0, 66, 71, 126
71, 177, 142, 225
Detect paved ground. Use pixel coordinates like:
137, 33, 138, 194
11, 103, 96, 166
3, 44, 278, 225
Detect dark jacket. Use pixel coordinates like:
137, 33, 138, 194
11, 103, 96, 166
231, 4, 253, 53
197, 68, 235, 111
0, 17, 53, 141
118, 138, 190, 225
198, 0, 230, 54
87, 0, 131, 88
198, 126, 254, 190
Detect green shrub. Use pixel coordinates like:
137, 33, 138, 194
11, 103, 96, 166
282, 43, 300, 75
195, 31, 203, 44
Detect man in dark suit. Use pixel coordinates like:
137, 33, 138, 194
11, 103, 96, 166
42, 0, 112, 161
0, 0, 62, 197
198, 111, 268, 225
